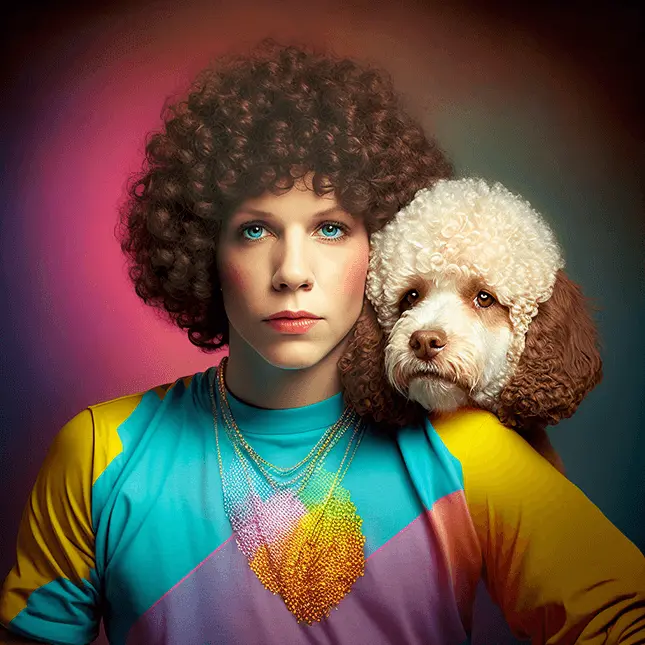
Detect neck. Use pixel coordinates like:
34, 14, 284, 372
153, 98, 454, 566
223, 336, 348, 410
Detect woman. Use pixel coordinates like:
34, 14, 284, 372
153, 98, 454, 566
1, 41, 643, 645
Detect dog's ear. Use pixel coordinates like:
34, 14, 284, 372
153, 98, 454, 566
497, 269, 603, 431
339, 298, 421, 426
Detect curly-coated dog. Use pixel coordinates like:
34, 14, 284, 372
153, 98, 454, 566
340, 178, 603, 473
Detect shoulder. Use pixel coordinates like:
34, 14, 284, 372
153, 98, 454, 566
88, 371, 204, 431
51, 371, 207, 484
87, 372, 201, 427
391, 408, 519, 484
428, 407, 529, 460
426, 407, 561, 495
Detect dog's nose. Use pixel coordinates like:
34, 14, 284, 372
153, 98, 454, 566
409, 330, 447, 360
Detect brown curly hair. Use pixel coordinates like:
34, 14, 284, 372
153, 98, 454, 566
116, 40, 453, 351
339, 298, 425, 427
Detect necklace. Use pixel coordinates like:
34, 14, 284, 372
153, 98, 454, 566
215, 361, 355, 491
209, 358, 366, 624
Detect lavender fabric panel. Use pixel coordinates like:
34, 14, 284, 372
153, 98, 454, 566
126, 513, 467, 645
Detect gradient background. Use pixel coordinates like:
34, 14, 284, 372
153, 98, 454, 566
1, 1, 643, 643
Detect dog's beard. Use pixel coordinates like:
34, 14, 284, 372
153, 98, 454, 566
385, 342, 482, 413
408, 376, 469, 412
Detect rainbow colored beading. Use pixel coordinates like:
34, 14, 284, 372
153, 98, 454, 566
209, 359, 366, 623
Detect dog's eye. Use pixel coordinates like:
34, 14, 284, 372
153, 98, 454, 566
399, 289, 420, 313
475, 291, 496, 308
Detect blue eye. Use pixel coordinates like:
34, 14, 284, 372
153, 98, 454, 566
242, 225, 265, 240
319, 223, 344, 239
239, 221, 347, 242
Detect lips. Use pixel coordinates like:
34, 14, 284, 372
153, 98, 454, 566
264, 310, 321, 321
264, 317, 321, 335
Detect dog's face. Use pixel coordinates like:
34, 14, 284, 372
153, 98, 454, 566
366, 179, 566, 416
344, 180, 601, 437
384, 270, 513, 413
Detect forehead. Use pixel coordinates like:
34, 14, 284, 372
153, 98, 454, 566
231, 179, 342, 221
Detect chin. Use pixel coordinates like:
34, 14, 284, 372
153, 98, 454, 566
257, 341, 336, 371
407, 375, 469, 413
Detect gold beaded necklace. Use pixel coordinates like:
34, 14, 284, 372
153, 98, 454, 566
214, 359, 355, 490
209, 358, 367, 623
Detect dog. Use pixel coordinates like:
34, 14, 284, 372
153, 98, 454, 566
340, 178, 603, 473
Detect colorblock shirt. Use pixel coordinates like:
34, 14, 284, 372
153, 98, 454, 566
1, 368, 645, 644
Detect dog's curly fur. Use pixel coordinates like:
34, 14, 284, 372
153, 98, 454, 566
340, 179, 603, 469
339, 298, 424, 427
497, 270, 603, 431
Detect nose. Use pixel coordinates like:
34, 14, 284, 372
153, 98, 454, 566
409, 329, 447, 361
271, 233, 314, 292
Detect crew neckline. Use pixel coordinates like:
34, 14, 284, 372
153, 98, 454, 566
204, 366, 347, 436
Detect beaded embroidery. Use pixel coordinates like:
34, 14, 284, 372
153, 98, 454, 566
209, 358, 366, 623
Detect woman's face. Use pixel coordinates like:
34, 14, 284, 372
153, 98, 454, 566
217, 178, 369, 371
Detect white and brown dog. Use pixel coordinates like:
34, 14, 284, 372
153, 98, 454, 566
340, 178, 603, 472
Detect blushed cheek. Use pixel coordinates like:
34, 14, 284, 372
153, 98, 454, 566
218, 251, 253, 295
341, 253, 369, 297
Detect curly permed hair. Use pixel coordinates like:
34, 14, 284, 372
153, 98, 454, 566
116, 40, 453, 351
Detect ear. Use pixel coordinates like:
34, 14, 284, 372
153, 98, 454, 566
498, 269, 603, 431
339, 298, 422, 426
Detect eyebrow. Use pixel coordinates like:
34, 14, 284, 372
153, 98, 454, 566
233, 206, 347, 219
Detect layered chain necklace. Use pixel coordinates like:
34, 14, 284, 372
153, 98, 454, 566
209, 357, 367, 624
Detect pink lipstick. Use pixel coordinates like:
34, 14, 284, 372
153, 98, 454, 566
264, 310, 321, 335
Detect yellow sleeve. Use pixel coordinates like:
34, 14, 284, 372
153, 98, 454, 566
433, 409, 645, 644
0, 410, 100, 645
